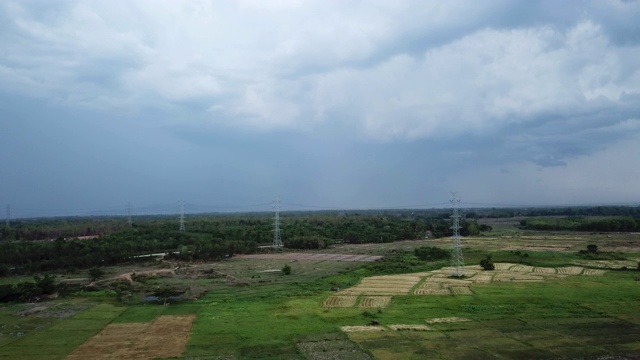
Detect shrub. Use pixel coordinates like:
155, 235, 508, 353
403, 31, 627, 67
282, 264, 292, 275
414, 246, 449, 261
89, 267, 105, 282
479, 255, 495, 270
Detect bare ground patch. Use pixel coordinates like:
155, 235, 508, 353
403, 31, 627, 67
66, 314, 195, 360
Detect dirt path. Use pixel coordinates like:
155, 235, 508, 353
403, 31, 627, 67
235, 252, 383, 262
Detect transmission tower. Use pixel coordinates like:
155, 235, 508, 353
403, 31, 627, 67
179, 200, 185, 233
127, 202, 133, 227
5, 205, 10, 230
450, 193, 465, 277
272, 198, 283, 249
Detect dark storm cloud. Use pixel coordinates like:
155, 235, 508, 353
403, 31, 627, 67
1, 0, 640, 214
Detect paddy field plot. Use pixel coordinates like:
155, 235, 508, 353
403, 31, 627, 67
66, 315, 195, 360
323, 295, 358, 308
334, 274, 422, 296
325, 263, 608, 308
358, 296, 391, 308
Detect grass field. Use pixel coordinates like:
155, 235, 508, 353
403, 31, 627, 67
1, 234, 639, 359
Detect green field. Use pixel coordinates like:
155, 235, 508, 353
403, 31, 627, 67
1, 236, 640, 359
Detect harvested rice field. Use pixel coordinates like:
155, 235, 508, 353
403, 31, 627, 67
341, 326, 385, 333
358, 296, 392, 308
426, 317, 471, 324
336, 274, 422, 296
572, 259, 640, 269
323, 295, 358, 308
388, 324, 431, 331
66, 315, 195, 360
325, 263, 609, 307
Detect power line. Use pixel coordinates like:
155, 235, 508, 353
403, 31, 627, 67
280, 201, 451, 210
184, 202, 272, 211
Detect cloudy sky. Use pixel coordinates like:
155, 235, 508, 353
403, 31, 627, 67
1, 0, 640, 217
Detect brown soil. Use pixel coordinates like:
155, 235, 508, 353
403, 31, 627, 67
66, 315, 195, 360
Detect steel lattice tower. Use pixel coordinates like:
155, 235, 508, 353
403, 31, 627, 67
272, 198, 283, 249
450, 193, 465, 277
179, 200, 185, 233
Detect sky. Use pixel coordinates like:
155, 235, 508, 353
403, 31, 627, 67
1, 0, 640, 218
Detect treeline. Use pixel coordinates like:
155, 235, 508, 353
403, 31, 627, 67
183, 215, 487, 245
0, 216, 129, 241
520, 217, 640, 232
3, 205, 638, 241
0, 214, 489, 274
0, 228, 189, 273
0, 274, 58, 303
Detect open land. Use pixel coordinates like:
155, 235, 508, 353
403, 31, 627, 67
1, 233, 640, 359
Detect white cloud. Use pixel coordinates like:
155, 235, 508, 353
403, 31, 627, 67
309, 20, 640, 140
1, 0, 639, 142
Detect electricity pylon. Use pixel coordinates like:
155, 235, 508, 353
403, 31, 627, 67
273, 198, 283, 249
179, 200, 185, 232
450, 193, 465, 277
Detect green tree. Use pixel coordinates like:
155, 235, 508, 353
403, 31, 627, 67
282, 264, 292, 275
16, 282, 42, 302
480, 255, 495, 270
0, 264, 8, 277
467, 221, 480, 236
153, 286, 185, 305
89, 267, 105, 282
34, 274, 56, 295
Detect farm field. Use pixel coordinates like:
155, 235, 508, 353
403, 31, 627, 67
1, 233, 640, 359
